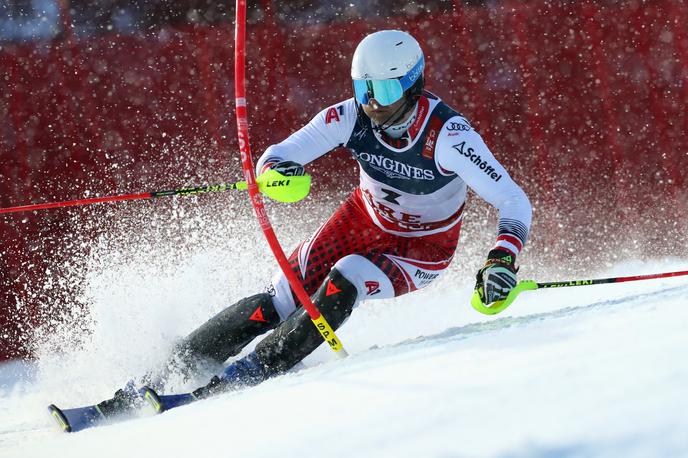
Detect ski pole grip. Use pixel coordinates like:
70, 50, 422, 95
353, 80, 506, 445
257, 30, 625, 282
256, 169, 311, 203
471, 280, 539, 315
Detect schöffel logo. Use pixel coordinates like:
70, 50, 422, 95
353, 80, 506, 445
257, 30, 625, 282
354, 151, 435, 180
452, 141, 503, 182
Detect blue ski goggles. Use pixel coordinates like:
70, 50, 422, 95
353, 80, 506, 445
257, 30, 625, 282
353, 56, 425, 107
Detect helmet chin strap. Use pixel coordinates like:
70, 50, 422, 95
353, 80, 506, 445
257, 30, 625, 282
372, 95, 419, 134
382, 102, 419, 139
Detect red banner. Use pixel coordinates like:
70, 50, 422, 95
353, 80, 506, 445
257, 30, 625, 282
1, 1, 686, 360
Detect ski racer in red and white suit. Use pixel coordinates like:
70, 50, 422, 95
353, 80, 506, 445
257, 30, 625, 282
160, 30, 532, 398
259, 92, 531, 321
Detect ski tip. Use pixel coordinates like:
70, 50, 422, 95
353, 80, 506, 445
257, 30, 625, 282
47, 404, 72, 433
142, 387, 165, 414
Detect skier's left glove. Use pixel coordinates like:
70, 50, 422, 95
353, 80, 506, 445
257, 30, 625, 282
261, 160, 305, 177
474, 249, 518, 305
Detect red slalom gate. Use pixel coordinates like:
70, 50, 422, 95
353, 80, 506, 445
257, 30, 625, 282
233, 0, 347, 357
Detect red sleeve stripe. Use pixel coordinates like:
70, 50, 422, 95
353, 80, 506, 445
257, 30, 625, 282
495, 238, 521, 255
494, 241, 518, 257
497, 234, 523, 252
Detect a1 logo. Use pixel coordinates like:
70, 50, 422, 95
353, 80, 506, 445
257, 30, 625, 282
365, 281, 381, 296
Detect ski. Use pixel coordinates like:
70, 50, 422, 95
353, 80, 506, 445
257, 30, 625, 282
47, 383, 147, 433
49, 358, 262, 431
141, 372, 234, 413
48, 404, 105, 433
46, 402, 141, 433
48, 382, 213, 432
142, 386, 196, 413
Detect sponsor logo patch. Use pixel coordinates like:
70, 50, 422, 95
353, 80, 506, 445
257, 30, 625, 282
354, 151, 435, 181
422, 117, 445, 160
365, 281, 381, 296
249, 307, 267, 322
411, 268, 442, 288
326, 279, 342, 296
325, 106, 341, 124
446, 122, 471, 132
452, 141, 503, 182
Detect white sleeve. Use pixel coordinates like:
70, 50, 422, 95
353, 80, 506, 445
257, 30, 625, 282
436, 116, 532, 256
256, 99, 358, 174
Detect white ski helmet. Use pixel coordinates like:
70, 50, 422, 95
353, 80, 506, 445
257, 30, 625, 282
351, 30, 425, 107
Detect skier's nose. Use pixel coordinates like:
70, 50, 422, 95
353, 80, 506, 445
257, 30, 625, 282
369, 98, 381, 110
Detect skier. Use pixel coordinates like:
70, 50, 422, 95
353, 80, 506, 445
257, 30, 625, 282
99, 29, 532, 413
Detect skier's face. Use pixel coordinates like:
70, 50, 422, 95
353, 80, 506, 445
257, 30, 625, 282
361, 95, 408, 125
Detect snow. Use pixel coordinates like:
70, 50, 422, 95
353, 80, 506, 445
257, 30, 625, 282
1, 259, 688, 458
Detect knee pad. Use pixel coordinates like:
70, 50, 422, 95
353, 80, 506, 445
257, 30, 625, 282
333, 254, 395, 301
312, 268, 358, 327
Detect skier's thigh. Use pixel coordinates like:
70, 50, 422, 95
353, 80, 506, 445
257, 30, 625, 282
268, 253, 395, 320
332, 254, 395, 301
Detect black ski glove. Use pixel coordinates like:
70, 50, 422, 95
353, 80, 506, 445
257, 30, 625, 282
266, 160, 305, 177
474, 249, 518, 305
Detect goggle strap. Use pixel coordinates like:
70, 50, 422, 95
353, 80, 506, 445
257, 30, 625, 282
398, 56, 425, 92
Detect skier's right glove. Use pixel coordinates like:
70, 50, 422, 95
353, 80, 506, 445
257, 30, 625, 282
474, 249, 518, 305
262, 160, 305, 177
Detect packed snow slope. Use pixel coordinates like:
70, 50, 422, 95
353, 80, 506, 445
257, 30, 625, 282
1, 259, 688, 458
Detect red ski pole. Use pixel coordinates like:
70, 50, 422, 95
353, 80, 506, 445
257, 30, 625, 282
233, 0, 347, 356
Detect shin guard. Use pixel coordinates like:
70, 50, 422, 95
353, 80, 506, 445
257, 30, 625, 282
254, 268, 357, 376
176, 293, 280, 365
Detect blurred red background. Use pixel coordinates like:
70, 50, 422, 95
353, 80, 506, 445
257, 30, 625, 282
1, 0, 687, 360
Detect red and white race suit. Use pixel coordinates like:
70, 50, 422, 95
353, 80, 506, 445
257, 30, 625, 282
258, 93, 532, 319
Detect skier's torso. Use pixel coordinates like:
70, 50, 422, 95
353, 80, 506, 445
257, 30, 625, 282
345, 94, 466, 236
258, 92, 531, 252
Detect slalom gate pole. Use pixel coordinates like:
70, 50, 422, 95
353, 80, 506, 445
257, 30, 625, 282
233, 0, 347, 357
0, 171, 311, 215
471, 269, 688, 316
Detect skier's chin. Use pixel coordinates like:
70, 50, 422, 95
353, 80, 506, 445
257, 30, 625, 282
369, 113, 391, 125
365, 108, 395, 125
